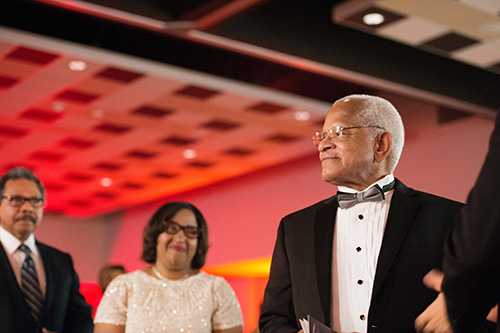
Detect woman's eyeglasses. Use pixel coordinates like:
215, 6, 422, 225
163, 220, 201, 239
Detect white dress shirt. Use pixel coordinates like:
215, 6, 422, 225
0, 226, 46, 297
331, 174, 395, 333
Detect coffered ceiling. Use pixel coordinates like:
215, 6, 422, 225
1, 0, 499, 217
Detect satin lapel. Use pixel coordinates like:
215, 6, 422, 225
371, 180, 419, 299
314, 196, 337, 325
0, 242, 35, 322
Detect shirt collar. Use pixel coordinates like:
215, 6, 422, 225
0, 226, 37, 255
337, 174, 395, 194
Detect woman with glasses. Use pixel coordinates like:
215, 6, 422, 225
94, 201, 243, 333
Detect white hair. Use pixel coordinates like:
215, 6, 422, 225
333, 94, 405, 172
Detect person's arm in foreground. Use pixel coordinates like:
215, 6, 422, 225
415, 269, 498, 332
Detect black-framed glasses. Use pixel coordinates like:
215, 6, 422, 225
1, 195, 44, 208
163, 220, 201, 239
312, 125, 384, 146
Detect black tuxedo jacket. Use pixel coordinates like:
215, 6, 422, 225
443, 112, 500, 333
259, 179, 463, 333
0, 240, 93, 333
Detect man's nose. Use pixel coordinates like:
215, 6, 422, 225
318, 137, 335, 152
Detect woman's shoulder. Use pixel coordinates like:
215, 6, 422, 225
108, 269, 153, 286
196, 271, 235, 291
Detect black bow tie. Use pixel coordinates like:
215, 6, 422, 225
337, 181, 395, 209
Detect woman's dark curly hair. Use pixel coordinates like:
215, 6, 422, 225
141, 201, 209, 269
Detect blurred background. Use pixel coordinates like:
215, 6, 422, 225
1, 0, 500, 331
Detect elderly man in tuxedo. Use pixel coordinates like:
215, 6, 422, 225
259, 94, 463, 333
0, 167, 93, 332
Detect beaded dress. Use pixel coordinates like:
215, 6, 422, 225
94, 269, 243, 332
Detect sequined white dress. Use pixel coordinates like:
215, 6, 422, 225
94, 270, 243, 332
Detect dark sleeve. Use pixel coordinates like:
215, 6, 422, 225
259, 219, 300, 333
442, 112, 500, 333
64, 253, 94, 333
62, 253, 94, 333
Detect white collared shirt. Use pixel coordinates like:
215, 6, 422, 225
0, 226, 46, 297
331, 174, 395, 333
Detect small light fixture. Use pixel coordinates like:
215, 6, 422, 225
293, 111, 311, 121
52, 101, 66, 112
92, 109, 104, 118
101, 177, 113, 187
68, 60, 87, 71
183, 149, 197, 159
363, 12, 385, 26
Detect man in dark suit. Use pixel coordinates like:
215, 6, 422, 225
259, 94, 463, 333
415, 112, 500, 333
0, 167, 93, 332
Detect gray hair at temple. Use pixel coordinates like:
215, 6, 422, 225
0, 167, 46, 202
333, 94, 405, 173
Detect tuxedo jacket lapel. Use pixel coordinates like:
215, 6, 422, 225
314, 197, 337, 326
371, 180, 419, 299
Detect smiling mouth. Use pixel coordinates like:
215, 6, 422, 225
170, 245, 186, 252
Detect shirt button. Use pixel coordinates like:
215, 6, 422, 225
358, 214, 364, 220
357, 279, 364, 285
356, 247, 362, 252
360, 314, 366, 321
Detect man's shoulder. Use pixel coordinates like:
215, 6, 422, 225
395, 179, 463, 207
36, 241, 72, 258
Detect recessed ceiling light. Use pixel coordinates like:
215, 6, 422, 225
294, 111, 311, 121
363, 13, 385, 26
101, 177, 113, 187
183, 149, 197, 159
68, 60, 87, 71
92, 109, 104, 118
52, 101, 66, 112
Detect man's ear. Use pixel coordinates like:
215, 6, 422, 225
374, 131, 392, 163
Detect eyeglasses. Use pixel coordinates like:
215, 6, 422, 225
163, 220, 201, 239
312, 125, 384, 146
1, 195, 44, 208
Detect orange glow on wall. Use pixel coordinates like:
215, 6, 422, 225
204, 256, 271, 278
205, 257, 272, 332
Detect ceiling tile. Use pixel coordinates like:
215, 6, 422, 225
223, 147, 255, 156
131, 105, 174, 118
125, 149, 158, 159
93, 162, 124, 170
95, 66, 144, 83
265, 133, 301, 143
247, 101, 288, 114
20, 108, 63, 122
421, 32, 479, 53
0, 124, 29, 137
201, 119, 240, 131
161, 135, 197, 146
93, 122, 132, 134
59, 137, 97, 149
174, 85, 220, 99
6, 46, 59, 65
56, 89, 100, 103
0, 75, 18, 88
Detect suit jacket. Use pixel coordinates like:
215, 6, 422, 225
442, 112, 500, 333
259, 179, 463, 333
0, 240, 93, 333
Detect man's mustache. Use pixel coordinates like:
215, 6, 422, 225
15, 215, 36, 223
